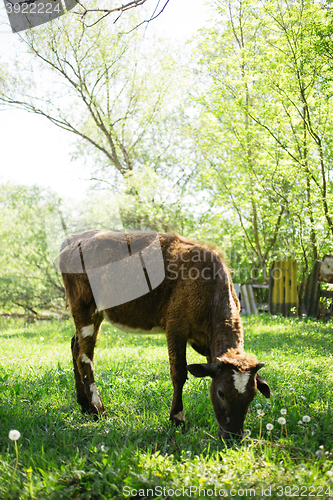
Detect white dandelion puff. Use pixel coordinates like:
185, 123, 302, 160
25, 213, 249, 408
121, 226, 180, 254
8, 430, 21, 441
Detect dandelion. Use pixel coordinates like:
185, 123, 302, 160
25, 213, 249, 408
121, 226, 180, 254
280, 408, 287, 415
199, 478, 206, 483
266, 423, 273, 441
258, 409, 265, 417
315, 449, 325, 459
9, 430, 21, 441
8, 429, 20, 473
40, 337, 44, 341
277, 417, 287, 438
302, 415, 311, 443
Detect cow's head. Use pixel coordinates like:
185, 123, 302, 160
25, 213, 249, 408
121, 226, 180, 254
187, 349, 270, 441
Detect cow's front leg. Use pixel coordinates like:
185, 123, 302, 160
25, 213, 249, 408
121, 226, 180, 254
72, 312, 106, 419
166, 325, 188, 426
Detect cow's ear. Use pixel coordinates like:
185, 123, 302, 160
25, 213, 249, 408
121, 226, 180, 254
256, 373, 271, 398
187, 363, 218, 378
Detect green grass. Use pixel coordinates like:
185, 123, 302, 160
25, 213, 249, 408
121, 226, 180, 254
1, 315, 333, 499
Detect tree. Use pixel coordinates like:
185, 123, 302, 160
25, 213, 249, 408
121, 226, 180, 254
70, 0, 170, 29
0, 183, 65, 316
4, 0, 169, 31
192, 0, 333, 280
0, 10, 180, 181
250, 0, 333, 258
192, 0, 291, 281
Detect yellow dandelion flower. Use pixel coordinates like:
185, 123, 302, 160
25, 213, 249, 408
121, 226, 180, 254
156, 472, 163, 477
199, 478, 205, 483
26, 468, 33, 473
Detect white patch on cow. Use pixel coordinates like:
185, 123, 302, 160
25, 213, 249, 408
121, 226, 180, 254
232, 370, 250, 394
81, 325, 94, 338
104, 316, 164, 334
90, 383, 100, 408
173, 409, 186, 422
82, 353, 93, 370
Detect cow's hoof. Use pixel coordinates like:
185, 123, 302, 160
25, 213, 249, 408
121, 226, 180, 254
80, 405, 92, 415
171, 409, 186, 426
91, 407, 108, 421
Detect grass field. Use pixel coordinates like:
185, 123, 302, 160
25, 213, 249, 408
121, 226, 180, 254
1, 315, 333, 499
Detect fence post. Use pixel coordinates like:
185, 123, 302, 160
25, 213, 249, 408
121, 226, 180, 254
300, 260, 321, 318
269, 259, 298, 316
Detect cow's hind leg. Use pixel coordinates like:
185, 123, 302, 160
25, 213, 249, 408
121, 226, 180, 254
165, 321, 188, 426
72, 309, 106, 419
71, 334, 90, 413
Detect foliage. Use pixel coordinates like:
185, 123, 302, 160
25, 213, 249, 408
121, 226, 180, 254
0, 184, 65, 316
0, 316, 333, 498
192, 0, 333, 281
1, 0, 333, 299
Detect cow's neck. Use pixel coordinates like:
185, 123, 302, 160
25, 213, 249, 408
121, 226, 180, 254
210, 317, 244, 361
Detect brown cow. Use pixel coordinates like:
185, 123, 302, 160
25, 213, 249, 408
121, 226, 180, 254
59, 230, 270, 440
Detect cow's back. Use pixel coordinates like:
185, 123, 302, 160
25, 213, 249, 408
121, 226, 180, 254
60, 231, 236, 336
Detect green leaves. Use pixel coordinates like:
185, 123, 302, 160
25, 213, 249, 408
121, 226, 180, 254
0, 183, 65, 316
192, 0, 333, 279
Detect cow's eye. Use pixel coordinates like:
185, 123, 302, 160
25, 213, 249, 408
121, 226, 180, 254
217, 389, 225, 400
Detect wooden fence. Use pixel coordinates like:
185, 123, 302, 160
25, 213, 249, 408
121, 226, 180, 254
235, 257, 332, 318
269, 259, 298, 316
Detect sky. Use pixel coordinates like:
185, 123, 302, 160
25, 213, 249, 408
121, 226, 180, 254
0, 0, 211, 201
